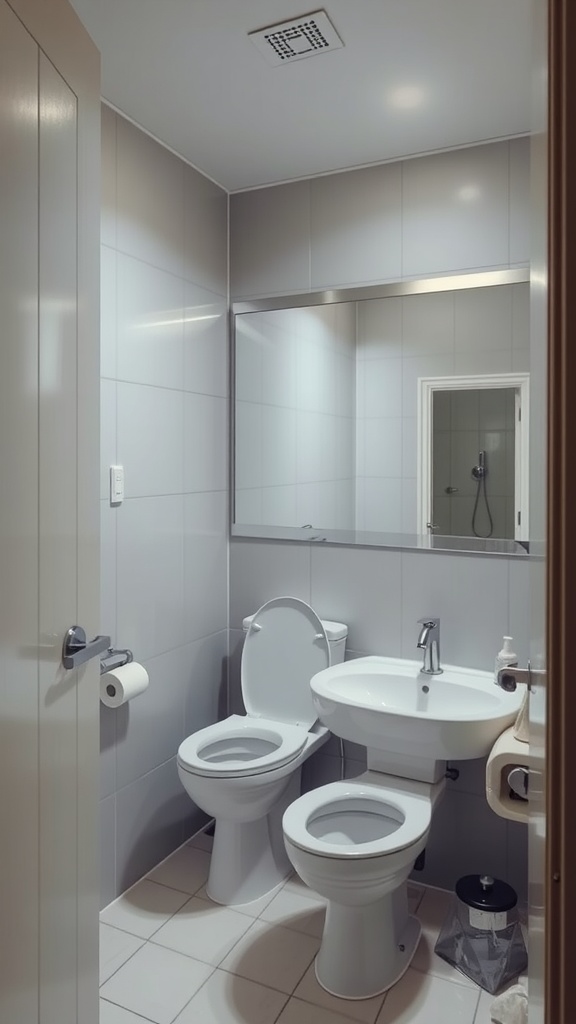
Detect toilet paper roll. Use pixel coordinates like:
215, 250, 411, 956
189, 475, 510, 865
100, 662, 149, 708
486, 727, 529, 824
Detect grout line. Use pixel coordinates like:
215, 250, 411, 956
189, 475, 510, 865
99, 931, 146, 988
99, 996, 156, 1022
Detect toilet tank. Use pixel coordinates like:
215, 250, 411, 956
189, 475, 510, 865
242, 613, 348, 665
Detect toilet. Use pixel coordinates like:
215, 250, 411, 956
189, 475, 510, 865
282, 767, 445, 999
177, 596, 347, 906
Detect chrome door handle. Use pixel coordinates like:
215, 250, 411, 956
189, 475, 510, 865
62, 625, 111, 670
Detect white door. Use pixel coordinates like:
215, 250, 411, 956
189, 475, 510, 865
0, 2, 100, 1021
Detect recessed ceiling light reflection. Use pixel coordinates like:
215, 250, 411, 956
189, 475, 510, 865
387, 85, 426, 111
457, 185, 481, 203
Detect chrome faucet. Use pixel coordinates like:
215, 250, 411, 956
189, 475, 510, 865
417, 617, 443, 675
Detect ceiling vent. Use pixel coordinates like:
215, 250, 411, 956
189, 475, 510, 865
248, 10, 344, 67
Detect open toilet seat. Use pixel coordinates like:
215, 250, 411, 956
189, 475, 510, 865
282, 775, 432, 859
178, 714, 310, 779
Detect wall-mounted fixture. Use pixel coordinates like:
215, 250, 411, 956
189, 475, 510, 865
231, 268, 530, 556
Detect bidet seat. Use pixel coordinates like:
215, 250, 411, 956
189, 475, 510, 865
282, 777, 432, 859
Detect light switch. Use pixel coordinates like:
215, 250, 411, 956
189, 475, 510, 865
109, 465, 124, 505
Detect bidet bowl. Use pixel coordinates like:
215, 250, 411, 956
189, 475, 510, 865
310, 656, 524, 761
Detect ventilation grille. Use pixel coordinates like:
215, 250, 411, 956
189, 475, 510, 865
249, 10, 344, 67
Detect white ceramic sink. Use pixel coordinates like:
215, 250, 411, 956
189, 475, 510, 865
310, 656, 524, 762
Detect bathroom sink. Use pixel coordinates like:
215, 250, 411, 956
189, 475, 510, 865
310, 656, 523, 762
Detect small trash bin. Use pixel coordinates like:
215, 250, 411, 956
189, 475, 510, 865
434, 874, 527, 994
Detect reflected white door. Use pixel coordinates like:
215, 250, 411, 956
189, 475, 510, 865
0, 2, 100, 1022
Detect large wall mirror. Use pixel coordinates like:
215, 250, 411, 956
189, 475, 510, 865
232, 269, 530, 555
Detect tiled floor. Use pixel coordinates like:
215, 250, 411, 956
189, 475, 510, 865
99, 829, 504, 1024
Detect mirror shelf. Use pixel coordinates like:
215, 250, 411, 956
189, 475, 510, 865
232, 267, 531, 557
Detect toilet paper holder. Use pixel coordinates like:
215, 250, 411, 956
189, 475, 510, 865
100, 646, 134, 675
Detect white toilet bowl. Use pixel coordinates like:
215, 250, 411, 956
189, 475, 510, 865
282, 772, 445, 1000
177, 597, 347, 906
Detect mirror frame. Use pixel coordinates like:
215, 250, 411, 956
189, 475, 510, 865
231, 267, 531, 556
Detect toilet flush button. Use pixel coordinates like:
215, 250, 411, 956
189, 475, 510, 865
110, 465, 124, 505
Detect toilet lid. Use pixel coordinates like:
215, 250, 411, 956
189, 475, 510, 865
241, 597, 330, 728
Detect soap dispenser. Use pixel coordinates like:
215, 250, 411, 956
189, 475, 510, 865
494, 636, 518, 685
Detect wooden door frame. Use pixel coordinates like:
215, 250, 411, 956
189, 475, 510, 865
546, 0, 576, 1020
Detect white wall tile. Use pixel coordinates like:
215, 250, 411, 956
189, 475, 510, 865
117, 382, 184, 498
357, 296, 402, 360
101, 244, 117, 378
361, 358, 403, 418
310, 545, 403, 656
402, 292, 455, 357
262, 485, 298, 527
508, 557, 531, 665
116, 116, 185, 277
116, 254, 184, 389
454, 286, 512, 354
229, 539, 311, 628
184, 163, 227, 294
235, 487, 262, 525
453, 350, 512, 376
512, 282, 530, 352
230, 181, 310, 298
116, 495, 185, 662
361, 479, 403, 532
401, 551, 509, 669
115, 645, 190, 790
261, 406, 297, 487
509, 137, 531, 265
182, 630, 228, 736
183, 283, 228, 397
115, 759, 193, 894
100, 703, 117, 804
402, 143, 510, 277
235, 402, 263, 491
184, 393, 227, 493
184, 491, 228, 643
363, 418, 403, 477
310, 163, 402, 288
101, 379, 117, 500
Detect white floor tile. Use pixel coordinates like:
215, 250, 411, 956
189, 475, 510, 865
260, 888, 326, 938
100, 942, 213, 1024
294, 964, 386, 1024
408, 882, 425, 913
415, 886, 453, 930
100, 999, 153, 1023
474, 988, 495, 1023
173, 969, 288, 1023
187, 828, 214, 852
282, 874, 326, 905
100, 879, 190, 939
411, 886, 477, 988
151, 897, 254, 966
220, 919, 319, 994
147, 845, 211, 894
100, 924, 144, 984
195, 881, 282, 918
277, 997, 360, 1024
375, 969, 480, 1024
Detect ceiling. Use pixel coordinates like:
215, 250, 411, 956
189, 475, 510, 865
69, 0, 532, 193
